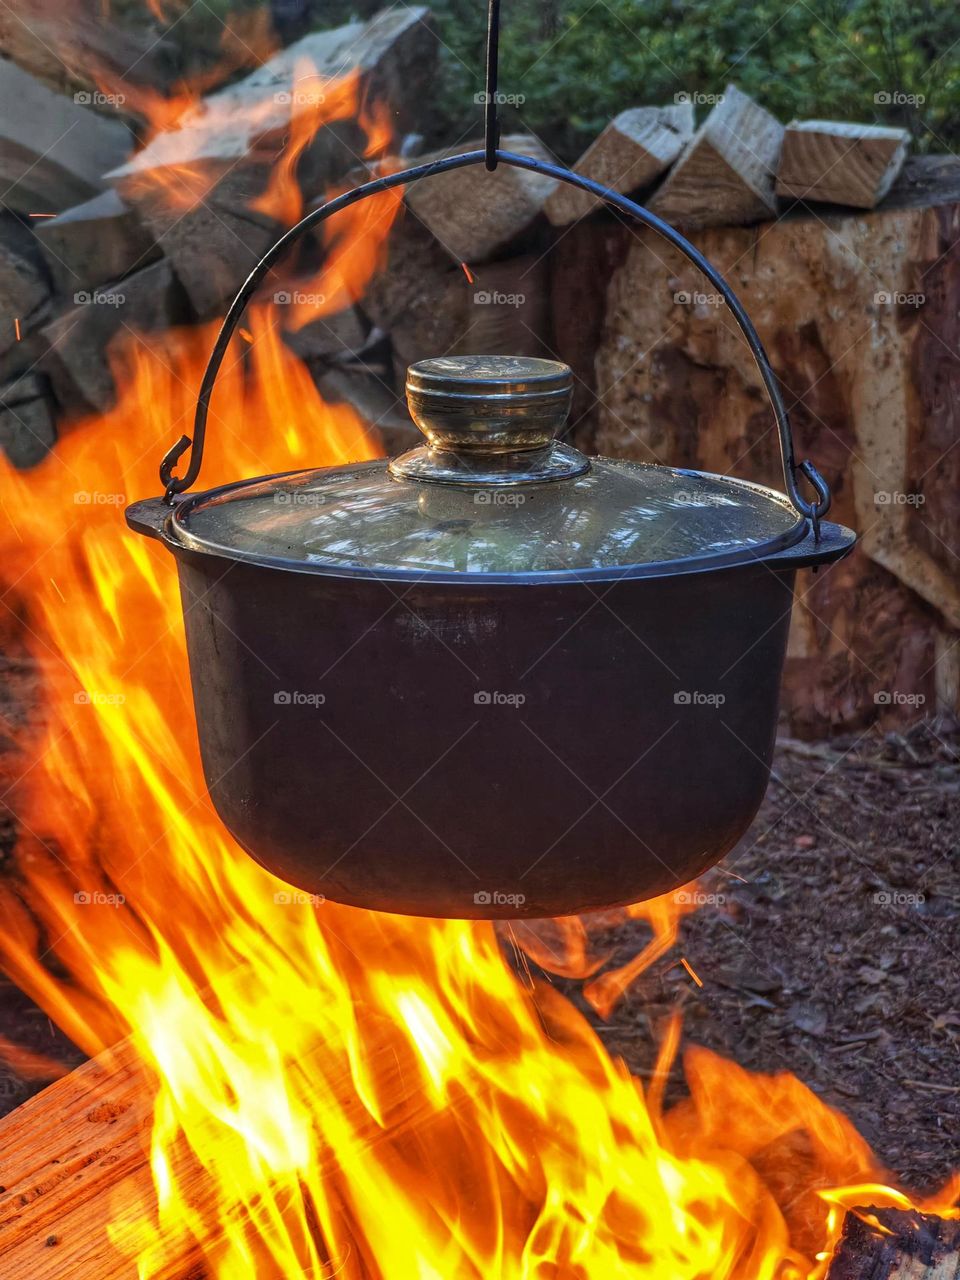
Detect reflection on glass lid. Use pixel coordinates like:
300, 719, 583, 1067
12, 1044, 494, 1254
173, 457, 806, 578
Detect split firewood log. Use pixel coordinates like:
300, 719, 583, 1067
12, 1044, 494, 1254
544, 103, 694, 225
648, 85, 784, 229
34, 191, 159, 297
0, 59, 131, 214
776, 121, 910, 209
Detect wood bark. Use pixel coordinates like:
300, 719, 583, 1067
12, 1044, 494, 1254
826, 1207, 960, 1279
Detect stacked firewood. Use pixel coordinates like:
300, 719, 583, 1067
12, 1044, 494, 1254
0, 6, 438, 466
547, 89, 910, 228
0, 9, 918, 471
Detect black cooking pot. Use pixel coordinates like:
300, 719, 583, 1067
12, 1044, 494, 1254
126, 150, 854, 919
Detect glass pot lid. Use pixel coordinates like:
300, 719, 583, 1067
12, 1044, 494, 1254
170, 356, 808, 582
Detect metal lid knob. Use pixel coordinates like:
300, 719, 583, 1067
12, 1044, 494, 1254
390, 355, 590, 486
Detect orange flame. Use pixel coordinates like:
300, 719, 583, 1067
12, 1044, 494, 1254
251, 67, 365, 228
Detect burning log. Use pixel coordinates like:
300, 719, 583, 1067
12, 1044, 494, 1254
776, 121, 911, 209
0, 1041, 156, 1279
111, 6, 437, 318
0, 59, 131, 215
648, 85, 784, 228
34, 191, 159, 297
0, 1023, 449, 1278
544, 103, 694, 225
825, 1207, 960, 1279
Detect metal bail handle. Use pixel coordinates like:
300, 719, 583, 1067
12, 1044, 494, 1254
160, 151, 832, 532
160, 0, 831, 535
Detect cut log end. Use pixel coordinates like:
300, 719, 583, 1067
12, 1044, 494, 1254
647, 85, 784, 229
776, 120, 910, 209
826, 1207, 960, 1279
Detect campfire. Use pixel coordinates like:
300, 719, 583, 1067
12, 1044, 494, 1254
0, 3, 957, 1278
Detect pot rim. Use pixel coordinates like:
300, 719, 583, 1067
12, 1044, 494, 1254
128, 460, 856, 586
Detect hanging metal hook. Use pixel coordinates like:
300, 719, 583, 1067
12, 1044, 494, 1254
484, 0, 501, 170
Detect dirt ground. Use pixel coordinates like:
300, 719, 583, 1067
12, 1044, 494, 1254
1, 708, 958, 1193
563, 720, 960, 1195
